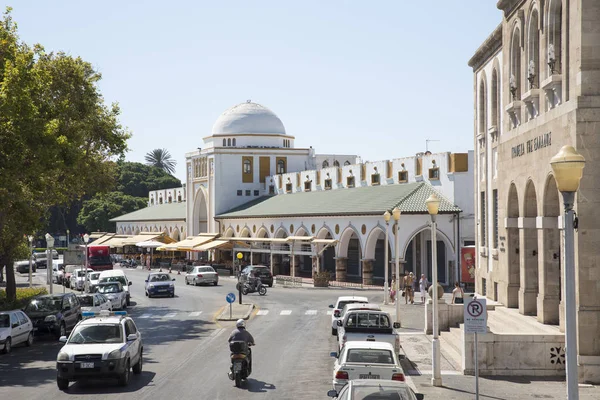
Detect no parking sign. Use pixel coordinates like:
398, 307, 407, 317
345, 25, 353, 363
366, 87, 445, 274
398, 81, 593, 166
464, 297, 487, 334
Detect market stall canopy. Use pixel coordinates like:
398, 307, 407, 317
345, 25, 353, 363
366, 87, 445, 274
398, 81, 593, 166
156, 242, 181, 251
194, 239, 234, 252
99, 235, 131, 248
171, 234, 218, 250
122, 233, 173, 246
136, 240, 167, 249
91, 234, 116, 245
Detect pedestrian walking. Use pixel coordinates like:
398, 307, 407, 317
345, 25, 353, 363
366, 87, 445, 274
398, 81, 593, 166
451, 282, 464, 304
404, 272, 415, 304
419, 274, 429, 303
390, 275, 397, 304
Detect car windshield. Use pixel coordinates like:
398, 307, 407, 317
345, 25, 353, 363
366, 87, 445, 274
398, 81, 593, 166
24, 297, 62, 312
346, 349, 395, 364
97, 284, 121, 293
90, 273, 100, 280
76, 270, 88, 277
198, 267, 214, 273
353, 386, 412, 400
338, 300, 368, 310
0, 315, 9, 328
78, 296, 94, 307
149, 274, 170, 282
68, 324, 123, 344
100, 276, 127, 286
346, 313, 391, 328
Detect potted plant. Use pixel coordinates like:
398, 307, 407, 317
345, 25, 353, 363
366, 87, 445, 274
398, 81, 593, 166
313, 271, 331, 287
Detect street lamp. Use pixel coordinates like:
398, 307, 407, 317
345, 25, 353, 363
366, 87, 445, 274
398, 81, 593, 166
83, 234, 90, 292
426, 193, 442, 387
28, 235, 34, 288
66, 229, 70, 248
45, 233, 55, 294
383, 211, 391, 305
550, 145, 585, 400
392, 207, 401, 326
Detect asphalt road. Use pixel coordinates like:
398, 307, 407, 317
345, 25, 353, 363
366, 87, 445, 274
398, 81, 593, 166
0, 266, 384, 400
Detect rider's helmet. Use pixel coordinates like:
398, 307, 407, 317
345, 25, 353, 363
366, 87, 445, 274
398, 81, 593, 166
236, 319, 246, 328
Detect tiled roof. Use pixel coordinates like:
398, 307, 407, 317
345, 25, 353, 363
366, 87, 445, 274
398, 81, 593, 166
110, 202, 186, 222
216, 183, 460, 219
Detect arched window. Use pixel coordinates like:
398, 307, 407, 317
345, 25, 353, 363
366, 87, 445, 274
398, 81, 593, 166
344, 161, 351, 166
227, 138, 231, 146
232, 138, 236, 146
322, 160, 329, 168
277, 159, 286, 174
510, 27, 522, 101
491, 68, 499, 130
478, 78, 487, 133
223, 138, 226, 146
527, 10, 540, 89
547, 0, 562, 75
333, 160, 340, 167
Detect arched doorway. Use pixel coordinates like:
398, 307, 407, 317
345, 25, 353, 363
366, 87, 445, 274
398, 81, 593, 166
507, 183, 520, 308
255, 227, 270, 265
402, 226, 451, 286
539, 175, 561, 324
192, 187, 209, 235
520, 180, 539, 316
338, 227, 363, 284
274, 228, 289, 275
293, 226, 312, 278
316, 227, 336, 276
364, 226, 392, 286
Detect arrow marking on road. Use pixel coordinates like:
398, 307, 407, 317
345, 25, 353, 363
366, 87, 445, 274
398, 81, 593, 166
280, 310, 292, 315
257, 310, 269, 315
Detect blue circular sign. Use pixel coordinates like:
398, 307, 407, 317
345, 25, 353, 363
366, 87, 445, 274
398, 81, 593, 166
226, 292, 236, 304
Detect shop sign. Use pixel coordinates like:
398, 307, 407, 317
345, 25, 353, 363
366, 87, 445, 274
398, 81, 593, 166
511, 132, 552, 158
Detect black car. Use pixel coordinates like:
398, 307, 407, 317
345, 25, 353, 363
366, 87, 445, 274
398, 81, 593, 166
239, 265, 273, 287
23, 293, 82, 339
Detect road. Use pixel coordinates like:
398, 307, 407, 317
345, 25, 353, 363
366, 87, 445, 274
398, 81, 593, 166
0, 266, 383, 400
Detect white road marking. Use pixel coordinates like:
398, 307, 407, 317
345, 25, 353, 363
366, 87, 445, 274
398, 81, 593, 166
256, 310, 269, 315
326, 310, 333, 315
139, 314, 151, 318
164, 313, 177, 318
280, 310, 292, 315
305, 310, 317, 315
189, 311, 202, 317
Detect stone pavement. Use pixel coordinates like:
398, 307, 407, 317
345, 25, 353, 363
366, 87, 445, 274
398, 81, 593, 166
216, 302, 255, 321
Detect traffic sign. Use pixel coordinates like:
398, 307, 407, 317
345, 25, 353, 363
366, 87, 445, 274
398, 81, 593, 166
464, 297, 487, 334
226, 292, 236, 304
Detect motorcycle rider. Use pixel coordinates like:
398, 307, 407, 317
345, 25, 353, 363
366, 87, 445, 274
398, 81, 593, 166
228, 319, 255, 373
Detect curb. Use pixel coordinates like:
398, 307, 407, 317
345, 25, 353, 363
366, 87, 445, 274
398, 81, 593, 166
216, 303, 255, 321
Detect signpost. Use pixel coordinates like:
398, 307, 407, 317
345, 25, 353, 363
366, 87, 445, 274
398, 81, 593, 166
464, 296, 487, 400
236, 252, 243, 305
226, 292, 236, 319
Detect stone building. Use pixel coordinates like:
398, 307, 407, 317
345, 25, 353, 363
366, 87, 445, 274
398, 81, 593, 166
469, 0, 600, 383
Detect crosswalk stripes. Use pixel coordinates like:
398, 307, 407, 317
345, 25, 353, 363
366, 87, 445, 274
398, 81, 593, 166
189, 311, 202, 317
256, 310, 269, 315
305, 310, 317, 315
326, 310, 333, 315
280, 310, 292, 315
164, 313, 177, 318
136, 309, 331, 319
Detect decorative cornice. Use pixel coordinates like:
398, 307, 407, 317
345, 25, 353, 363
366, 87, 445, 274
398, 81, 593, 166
467, 24, 503, 71
497, 0, 527, 19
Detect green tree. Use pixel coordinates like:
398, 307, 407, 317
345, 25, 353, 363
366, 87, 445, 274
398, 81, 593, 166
0, 9, 130, 301
116, 161, 181, 198
77, 192, 147, 233
145, 148, 177, 175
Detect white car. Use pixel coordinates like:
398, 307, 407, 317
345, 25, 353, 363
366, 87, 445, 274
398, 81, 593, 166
95, 282, 127, 310
185, 266, 219, 286
70, 268, 95, 291
329, 296, 369, 336
88, 271, 101, 292
0, 310, 34, 353
331, 341, 405, 392
56, 310, 143, 390
77, 293, 113, 313
99, 270, 132, 306
327, 379, 423, 400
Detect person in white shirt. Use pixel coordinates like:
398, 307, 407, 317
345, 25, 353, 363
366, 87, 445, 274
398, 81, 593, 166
451, 282, 464, 304
419, 274, 429, 304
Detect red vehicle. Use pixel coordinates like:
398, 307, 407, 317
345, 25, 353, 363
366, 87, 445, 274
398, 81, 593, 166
86, 246, 113, 271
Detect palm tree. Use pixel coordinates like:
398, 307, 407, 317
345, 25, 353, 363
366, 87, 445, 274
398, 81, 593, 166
145, 148, 177, 175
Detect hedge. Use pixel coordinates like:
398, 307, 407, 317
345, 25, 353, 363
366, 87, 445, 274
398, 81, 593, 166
0, 287, 48, 311
33, 247, 67, 254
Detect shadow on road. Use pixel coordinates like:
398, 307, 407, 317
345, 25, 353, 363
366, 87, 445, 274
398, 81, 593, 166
244, 378, 276, 393
62, 370, 157, 394
0, 338, 63, 387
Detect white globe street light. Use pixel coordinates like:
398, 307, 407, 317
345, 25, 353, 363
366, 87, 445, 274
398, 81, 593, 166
45, 233, 55, 294
426, 193, 442, 387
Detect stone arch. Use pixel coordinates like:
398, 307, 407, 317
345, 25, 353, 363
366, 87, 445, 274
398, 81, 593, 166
274, 226, 288, 239
316, 225, 335, 240
337, 225, 363, 282
510, 24, 523, 100
491, 61, 500, 130
239, 226, 251, 238
125, 226, 132, 235
171, 228, 180, 241
117, 226, 124, 234
315, 225, 336, 276
364, 225, 393, 285
506, 183, 520, 308
546, 0, 563, 75
527, 6, 540, 89
539, 174, 561, 324
520, 180, 539, 316
256, 226, 270, 239
294, 225, 310, 236
401, 224, 454, 285
192, 186, 209, 235
478, 71, 488, 134
223, 226, 235, 238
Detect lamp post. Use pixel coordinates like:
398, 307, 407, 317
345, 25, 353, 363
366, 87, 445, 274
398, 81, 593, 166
83, 234, 90, 292
45, 233, 55, 294
550, 145, 585, 400
237, 252, 244, 304
28, 235, 34, 288
66, 229, 70, 248
426, 193, 442, 387
383, 211, 391, 305
392, 207, 401, 325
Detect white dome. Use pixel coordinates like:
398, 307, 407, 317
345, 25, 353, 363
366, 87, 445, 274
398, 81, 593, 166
211, 101, 286, 136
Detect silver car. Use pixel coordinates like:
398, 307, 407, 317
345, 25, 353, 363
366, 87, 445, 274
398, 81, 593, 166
185, 266, 219, 286
95, 282, 127, 310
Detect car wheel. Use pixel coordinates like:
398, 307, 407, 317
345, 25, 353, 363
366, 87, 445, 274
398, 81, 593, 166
213, 281, 218, 286
126, 297, 131, 306
132, 351, 143, 374
118, 360, 130, 386
170, 293, 175, 298
194, 279, 199, 286
2, 337, 11, 354
268, 283, 273, 288
331, 328, 337, 336
26, 332, 34, 346
57, 377, 69, 391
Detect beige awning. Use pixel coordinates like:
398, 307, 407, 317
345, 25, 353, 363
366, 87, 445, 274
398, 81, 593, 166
91, 234, 116, 245
156, 242, 181, 251
175, 234, 218, 250
194, 239, 234, 252
122, 233, 169, 246
100, 235, 131, 248
312, 239, 338, 245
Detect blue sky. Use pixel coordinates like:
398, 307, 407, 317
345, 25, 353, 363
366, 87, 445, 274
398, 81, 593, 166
6, 1, 502, 182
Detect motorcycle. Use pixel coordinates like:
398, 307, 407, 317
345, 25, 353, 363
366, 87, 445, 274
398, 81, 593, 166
228, 341, 254, 387
242, 278, 267, 296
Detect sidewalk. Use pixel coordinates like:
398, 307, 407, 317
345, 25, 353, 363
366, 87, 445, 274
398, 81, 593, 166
216, 302, 255, 321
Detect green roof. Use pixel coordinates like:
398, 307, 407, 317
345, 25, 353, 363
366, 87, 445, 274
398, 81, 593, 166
110, 202, 186, 222
217, 182, 461, 219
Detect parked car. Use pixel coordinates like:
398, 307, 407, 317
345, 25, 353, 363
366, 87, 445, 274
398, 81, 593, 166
95, 282, 127, 310
0, 310, 34, 353
185, 266, 219, 286
70, 268, 95, 291
238, 265, 273, 287
329, 296, 369, 336
98, 270, 132, 306
63, 265, 83, 288
327, 379, 423, 400
77, 293, 112, 313
145, 273, 176, 297
15, 259, 36, 274
53, 263, 65, 284
330, 341, 405, 392
23, 293, 82, 339
88, 271, 101, 292
337, 309, 401, 355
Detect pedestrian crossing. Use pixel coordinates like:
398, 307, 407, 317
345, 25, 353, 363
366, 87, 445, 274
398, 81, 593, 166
255, 309, 330, 317
136, 311, 204, 319
132, 308, 330, 320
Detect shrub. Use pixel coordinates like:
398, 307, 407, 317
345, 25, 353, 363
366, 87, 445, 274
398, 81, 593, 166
313, 271, 331, 287
0, 287, 48, 311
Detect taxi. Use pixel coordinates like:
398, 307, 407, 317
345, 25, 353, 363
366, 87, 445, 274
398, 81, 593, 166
56, 310, 143, 390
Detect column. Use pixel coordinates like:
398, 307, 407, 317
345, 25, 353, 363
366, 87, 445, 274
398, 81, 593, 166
272, 255, 281, 276
537, 227, 560, 324
361, 259, 374, 285
335, 257, 348, 282
519, 227, 539, 315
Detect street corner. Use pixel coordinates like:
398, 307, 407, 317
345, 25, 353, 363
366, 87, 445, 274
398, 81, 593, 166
216, 302, 255, 321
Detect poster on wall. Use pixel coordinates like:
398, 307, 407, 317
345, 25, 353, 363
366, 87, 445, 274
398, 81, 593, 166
461, 247, 476, 284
